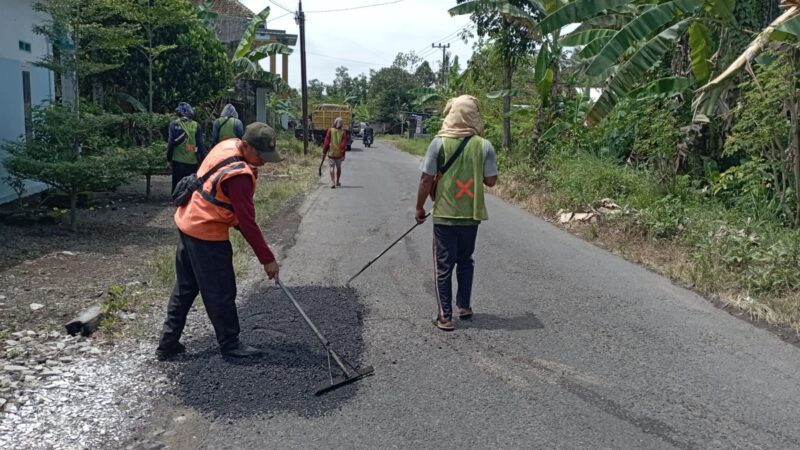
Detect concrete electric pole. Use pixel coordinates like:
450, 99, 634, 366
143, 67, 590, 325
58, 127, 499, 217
296, 1, 308, 155
431, 42, 450, 86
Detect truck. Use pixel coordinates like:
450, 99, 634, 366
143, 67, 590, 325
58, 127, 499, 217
295, 103, 354, 150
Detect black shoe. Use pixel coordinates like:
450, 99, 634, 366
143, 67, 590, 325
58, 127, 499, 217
155, 342, 186, 361
221, 342, 264, 358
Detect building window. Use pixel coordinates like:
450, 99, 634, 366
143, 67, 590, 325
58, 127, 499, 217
22, 71, 32, 137
19, 41, 32, 53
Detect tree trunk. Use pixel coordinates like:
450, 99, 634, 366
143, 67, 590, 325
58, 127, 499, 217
145, 174, 152, 201
502, 59, 512, 150
148, 28, 154, 114
69, 191, 78, 232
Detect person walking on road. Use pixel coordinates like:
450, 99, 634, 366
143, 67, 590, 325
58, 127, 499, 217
156, 123, 283, 360
414, 95, 498, 331
211, 103, 244, 146
167, 102, 206, 192
323, 117, 348, 188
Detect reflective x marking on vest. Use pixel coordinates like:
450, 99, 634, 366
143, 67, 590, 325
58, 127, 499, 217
455, 178, 475, 199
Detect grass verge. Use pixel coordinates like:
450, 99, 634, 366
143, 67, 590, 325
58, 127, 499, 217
380, 135, 430, 156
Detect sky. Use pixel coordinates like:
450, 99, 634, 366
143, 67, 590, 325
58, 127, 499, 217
239, 0, 479, 88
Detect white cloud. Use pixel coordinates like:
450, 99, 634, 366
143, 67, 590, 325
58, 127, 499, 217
239, 0, 477, 88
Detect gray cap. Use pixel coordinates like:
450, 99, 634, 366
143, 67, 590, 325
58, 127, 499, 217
243, 122, 283, 163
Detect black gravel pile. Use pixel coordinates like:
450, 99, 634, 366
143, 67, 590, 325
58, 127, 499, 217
162, 285, 368, 418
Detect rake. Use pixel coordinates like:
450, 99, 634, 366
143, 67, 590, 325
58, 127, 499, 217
277, 280, 374, 395
346, 213, 430, 285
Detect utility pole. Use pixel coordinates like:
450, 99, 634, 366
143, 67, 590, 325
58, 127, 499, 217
296, 1, 308, 155
431, 42, 450, 86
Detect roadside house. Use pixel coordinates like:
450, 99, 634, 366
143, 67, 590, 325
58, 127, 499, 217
0, 0, 54, 204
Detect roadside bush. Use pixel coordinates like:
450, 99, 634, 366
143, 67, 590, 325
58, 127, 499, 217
688, 221, 800, 295
544, 150, 661, 210
2, 105, 132, 231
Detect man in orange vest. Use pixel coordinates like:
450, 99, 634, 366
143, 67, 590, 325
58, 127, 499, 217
323, 117, 348, 188
156, 123, 283, 360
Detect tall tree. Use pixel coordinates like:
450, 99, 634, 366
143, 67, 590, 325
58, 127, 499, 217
126, 0, 192, 113
415, 61, 437, 88
368, 67, 417, 128
392, 51, 424, 72
451, 0, 542, 149
33, 0, 138, 113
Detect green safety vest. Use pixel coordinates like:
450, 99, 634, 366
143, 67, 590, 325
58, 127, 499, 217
173, 120, 199, 165
432, 136, 488, 222
215, 117, 237, 142
329, 128, 343, 158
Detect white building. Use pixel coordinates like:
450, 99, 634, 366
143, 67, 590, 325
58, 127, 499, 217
0, 0, 54, 204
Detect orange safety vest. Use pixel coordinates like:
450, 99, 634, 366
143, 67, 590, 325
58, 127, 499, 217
174, 139, 255, 241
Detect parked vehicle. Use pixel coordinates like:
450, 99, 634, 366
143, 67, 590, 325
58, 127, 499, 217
311, 104, 353, 150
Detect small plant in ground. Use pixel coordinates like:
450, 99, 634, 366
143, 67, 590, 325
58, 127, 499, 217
99, 284, 132, 330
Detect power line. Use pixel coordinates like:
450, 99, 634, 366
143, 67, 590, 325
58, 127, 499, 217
266, 0, 294, 14
418, 32, 467, 59
269, 11, 295, 22
415, 22, 471, 55
305, 0, 405, 13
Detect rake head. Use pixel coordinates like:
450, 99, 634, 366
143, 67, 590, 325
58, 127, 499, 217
314, 365, 374, 396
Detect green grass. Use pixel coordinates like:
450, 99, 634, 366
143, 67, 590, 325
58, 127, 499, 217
230, 154, 317, 275
380, 135, 430, 156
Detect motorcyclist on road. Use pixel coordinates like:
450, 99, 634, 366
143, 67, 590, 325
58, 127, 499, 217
363, 123, 374, 143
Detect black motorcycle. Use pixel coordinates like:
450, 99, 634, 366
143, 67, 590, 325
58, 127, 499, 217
363, 129, 374, 148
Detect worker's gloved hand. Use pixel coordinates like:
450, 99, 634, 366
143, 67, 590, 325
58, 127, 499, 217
264, 261, 279, 283
415, 207, 427, 224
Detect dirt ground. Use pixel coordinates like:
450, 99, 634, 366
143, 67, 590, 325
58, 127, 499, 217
0, 176, 177, 337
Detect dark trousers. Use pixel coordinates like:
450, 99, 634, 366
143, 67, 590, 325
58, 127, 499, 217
433, 224, 479, 321
171, 161, 198, 193
157, 231, 241, 351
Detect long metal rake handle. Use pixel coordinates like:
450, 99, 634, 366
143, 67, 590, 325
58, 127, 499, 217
277, 280, 353, 377
346, 213, 430, 285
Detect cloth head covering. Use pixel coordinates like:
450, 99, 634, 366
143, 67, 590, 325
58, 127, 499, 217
437, 95, 484, 138
333, 117, 343, 129
221, 103, 238, 119
175, 102, 194, 119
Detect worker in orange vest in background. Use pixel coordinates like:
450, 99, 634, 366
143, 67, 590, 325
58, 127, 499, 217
156, 123, 283, 360
323, 117, 348, 188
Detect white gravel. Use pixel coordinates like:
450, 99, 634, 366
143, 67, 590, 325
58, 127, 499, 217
0, 332, 167, 450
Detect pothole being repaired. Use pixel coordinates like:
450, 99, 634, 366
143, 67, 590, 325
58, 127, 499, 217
158, 285, 368, 418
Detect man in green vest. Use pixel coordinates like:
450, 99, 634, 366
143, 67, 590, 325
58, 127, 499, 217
415, 95, 498, 331
323, 117, 348, 188
167, 102, 206, 192
211, 103, 244, 146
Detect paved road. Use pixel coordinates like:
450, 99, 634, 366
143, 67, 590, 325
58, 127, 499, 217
167, 139, 800, 449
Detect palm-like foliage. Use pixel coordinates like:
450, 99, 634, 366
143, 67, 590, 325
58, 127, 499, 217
232, 7, 293, 81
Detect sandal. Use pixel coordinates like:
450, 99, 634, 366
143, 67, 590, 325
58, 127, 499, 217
432, 318, 455, 331
457, 307, 473, 320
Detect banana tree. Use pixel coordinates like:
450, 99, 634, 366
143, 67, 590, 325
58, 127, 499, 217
450, 0, 548, 148
232, 6, 293, 81
695, 1, 800, 119
541, 0, 749, 126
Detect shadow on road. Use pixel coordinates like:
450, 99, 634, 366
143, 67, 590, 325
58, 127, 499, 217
459, 312, 544, 331
161, 285, 368, 418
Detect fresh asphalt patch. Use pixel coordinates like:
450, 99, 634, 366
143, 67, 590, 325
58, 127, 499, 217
159, 285, 368, 418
